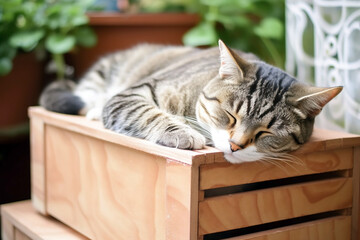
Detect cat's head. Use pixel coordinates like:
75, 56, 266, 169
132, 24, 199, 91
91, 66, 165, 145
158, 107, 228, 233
196, 40, 342, 163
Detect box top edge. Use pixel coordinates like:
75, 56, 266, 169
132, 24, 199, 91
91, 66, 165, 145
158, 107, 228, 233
28, 107, 360, 163
29, 107, 219, 165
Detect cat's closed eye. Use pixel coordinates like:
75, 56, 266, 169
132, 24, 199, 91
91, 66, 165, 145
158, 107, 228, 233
254, 130, 271, 141
224, 110, 237, 128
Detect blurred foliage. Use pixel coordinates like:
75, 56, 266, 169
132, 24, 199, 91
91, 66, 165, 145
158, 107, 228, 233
0, 0, 97, 78
129, 0, 198, 13
131, 0, 285, 68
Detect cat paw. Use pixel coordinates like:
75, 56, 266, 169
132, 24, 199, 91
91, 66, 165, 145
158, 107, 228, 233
157, 127, 206, 150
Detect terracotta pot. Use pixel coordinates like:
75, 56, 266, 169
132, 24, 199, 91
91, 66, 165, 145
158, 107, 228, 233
68, 13, 200, 77
0, 53, 43, 204
0, 53, 44, 132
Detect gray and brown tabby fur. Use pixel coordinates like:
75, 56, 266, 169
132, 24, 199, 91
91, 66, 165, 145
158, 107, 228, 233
40, 40, 342, 163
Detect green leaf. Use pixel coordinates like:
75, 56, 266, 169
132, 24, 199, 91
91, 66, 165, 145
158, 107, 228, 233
0, 42, 17, 59
45, 33, 76, 54
46, 4, 63, 16
200, 0, 242, 7
0, 58, 12, 76
33, 5, 47, 27
22, 2, 38, 16
70, 14, 88, 26
216, 14, 250, 28
254, 17, 283, 40
183, 22, 218, 47
77, 0, 96, 8
46, 4, 74, 29
74, 26, 97, 47
0, 0, 22, 10
9, 30, 45, 51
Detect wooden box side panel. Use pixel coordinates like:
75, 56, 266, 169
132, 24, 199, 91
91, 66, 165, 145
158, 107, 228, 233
45, 125, 167, 240
14, 229, 32, 240
30, 116, 47, 214
1, 215, 14, 240
352, 146, 360, 240
165, 160, 200, 240
225, 216, 351, 240
28, 107, 205, 166
199, 177, 353, 235
200, 148, 353, 190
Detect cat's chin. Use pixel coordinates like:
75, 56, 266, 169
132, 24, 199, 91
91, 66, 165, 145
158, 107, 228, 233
223, 146, 266, 163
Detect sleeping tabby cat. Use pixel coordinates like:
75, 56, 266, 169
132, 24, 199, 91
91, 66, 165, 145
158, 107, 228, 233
40, 40, 342, 163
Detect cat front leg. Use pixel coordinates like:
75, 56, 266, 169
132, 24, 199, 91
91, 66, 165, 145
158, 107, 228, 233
102, 93, 205, 150
151, 121, 206, 149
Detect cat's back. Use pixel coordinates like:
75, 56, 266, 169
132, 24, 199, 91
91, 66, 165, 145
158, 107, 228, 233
110, 44, 199, 84
98, 44, 223, 96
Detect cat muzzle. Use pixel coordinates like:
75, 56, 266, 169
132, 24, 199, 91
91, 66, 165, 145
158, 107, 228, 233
229, 141, 245, 152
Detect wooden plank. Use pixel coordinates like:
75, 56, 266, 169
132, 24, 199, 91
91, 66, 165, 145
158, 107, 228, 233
195, 148, 215, 164
45, 125, 167, 240
29, 116, 47, 214
195, 147, 224, 164
200, 148, 353, 190
14, 229, 31, 240
199, 178, 353, 235
29, 107, 205, 165
1, 215, 14, 240
352, 146, 360, 240
294, 128, 360, 154
165, 159, 199, 240
0, 201, 87, 240
224, 216, 351, 240
28, 107, 360, 165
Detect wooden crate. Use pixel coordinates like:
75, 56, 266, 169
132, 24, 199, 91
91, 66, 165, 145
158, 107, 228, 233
1, 201, 87, 240
28, 107, 360, 240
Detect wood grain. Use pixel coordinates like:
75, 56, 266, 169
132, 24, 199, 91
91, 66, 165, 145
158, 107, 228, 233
195, 147, 224, 164
1, 201, 87, 240
293, 128, 360, 154
199, 178, 353, 235
28, 107, 360, 165
200, 148, 353, 190
29, 107, 206, 165
28, 107, 360, 240
46, 125, 167, 240
224, 216, 351, 240
29, 116, 47, 214
165, 160, 199, 240
352, 146, 360, 240
14, 229, 31, 240
1, 214, 14, 240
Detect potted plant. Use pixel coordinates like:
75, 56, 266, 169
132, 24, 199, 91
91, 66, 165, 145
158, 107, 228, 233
0, 0, 97, 207
0, 0, 97, 137
124, 0, 286, 68
67, 0, 200, 77
182, 0, 286, 68
0, 0, 97, 79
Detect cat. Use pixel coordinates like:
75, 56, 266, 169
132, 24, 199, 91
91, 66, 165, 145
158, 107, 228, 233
39, 40, 342, 163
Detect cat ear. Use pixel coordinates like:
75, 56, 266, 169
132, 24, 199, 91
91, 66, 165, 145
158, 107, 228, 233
291, 86, 343, 118
218, 40, 250, 80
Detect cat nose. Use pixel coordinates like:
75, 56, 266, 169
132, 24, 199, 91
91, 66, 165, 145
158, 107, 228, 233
229, 141, 245, 152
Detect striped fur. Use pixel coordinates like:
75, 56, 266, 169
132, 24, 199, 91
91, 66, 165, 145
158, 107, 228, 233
40, 41, 342, 163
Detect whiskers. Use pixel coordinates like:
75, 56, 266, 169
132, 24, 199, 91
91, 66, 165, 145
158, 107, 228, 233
259, 152, 304, 174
